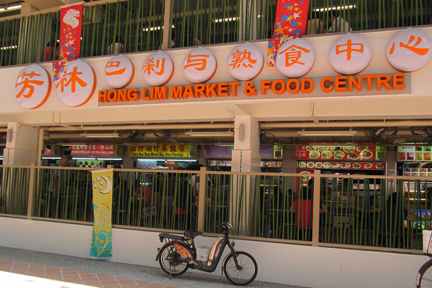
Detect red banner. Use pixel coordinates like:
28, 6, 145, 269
267, 0, 310, 67
53, 2, 83, 84
293, 144, 387, 161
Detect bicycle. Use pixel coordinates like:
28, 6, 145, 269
416, 230, 432, 287
155, 222, 258, 286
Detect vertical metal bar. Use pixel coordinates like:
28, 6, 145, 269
26, 163, 36, 219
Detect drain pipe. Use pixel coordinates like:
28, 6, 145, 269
36, 127, 45, 166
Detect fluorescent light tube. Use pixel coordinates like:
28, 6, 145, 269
80, 132, 120, 138
185, 131, 234, 137
298, 130, 358, 136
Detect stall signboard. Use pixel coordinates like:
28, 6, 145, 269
294, 144, 386, 161
70, 144, 121, 157
398, 145, 432, 161
128, 144, 196, 158
297, 161, 386, 170
204, 145, 277, 159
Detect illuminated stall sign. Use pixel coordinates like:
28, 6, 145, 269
70, 144, 121, 157
294, 144, 386, 161
128, 144, 196, 158
297, 161, 386, 170
397, 146, 432, 161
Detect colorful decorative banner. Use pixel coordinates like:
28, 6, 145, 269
90, 168, 113, 259
398, 145, 432, 161
267, 0, 310, 67
294, 144, 387, 161
128, 144, 196, 158
53, 2, 83, 86
70, 144, 122, 157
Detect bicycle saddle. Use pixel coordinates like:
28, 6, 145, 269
184, 230, 203, 238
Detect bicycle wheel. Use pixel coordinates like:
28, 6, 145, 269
158, 243, 188, 276
223, 251, 258, 286
417, 259, 432, 288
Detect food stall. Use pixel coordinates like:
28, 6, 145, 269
68, 144, 123, 168
205, 145, 283, 172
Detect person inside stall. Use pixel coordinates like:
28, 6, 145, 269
290, 179, 327, 241
166, 162, 193, 229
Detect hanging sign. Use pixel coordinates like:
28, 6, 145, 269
69, 144, 121, 157
89, 168, 113, 259
128, 144, 196, 158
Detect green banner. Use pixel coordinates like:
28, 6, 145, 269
89, 168, 113, 259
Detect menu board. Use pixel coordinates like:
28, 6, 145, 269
401, 164, 432, 176
397, 146, 432, 161
297, 161, 386, 171
294, 144, 386, 161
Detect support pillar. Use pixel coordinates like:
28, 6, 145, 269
3, 123, 39, 165
230, 116, 260, 235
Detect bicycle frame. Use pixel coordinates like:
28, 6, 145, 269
156, 228, 242, 273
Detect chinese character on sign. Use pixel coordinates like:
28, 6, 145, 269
105, 61, 126, 76
55, 59, 95, 107
329, 34, 372, 75
184, 54, 209, 71
143, 57, 165, 75
161, 145, 168, 153
386, 29, 432, 72
182, 47, 217, 83
279, 44, 311, 67
179, 145, 186, 153
229, 49, 257, 69
227, 43, 264, 81
142, 51, 174, 86
335, 40, 364, 61
15, 64, 51, 109
15, 71, 44, 99
169, 145, 177, 152
104, 55, 134, 88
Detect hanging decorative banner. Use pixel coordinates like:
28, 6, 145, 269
267, 0, 310, 68
53, 2, 83, 91
90, 168, 113, 259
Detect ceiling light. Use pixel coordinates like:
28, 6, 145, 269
185, 131, 234, 137
96, 158, 123, 161
297, 130, 358, 136
80, 132, 120, 138
42, 157, 62, 160
314, 5, 356, 12
72, 157, 96, 160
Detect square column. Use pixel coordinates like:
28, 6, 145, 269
3, 123, 39, 165
230, 116, 260, 235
